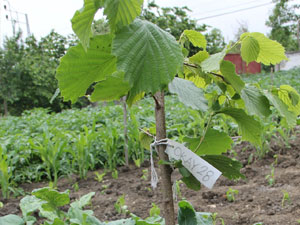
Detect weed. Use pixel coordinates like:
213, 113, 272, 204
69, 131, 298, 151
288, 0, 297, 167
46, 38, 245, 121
114, 194, 128, 215
112, 169, 118, 179
94, 171, 106, 183
72, 182, 79, 192
226, 188, 239, 202
141, 169, 148, 181
149, 203, 160, 217
265, 154, 278, 186
211, 212, 225, 225
281, 190, 291, 207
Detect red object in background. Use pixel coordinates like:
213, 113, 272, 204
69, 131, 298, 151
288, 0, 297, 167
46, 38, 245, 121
224, 54, 261, 74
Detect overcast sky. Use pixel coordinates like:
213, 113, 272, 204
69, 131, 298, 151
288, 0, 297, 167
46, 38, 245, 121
0, 0, 286, 45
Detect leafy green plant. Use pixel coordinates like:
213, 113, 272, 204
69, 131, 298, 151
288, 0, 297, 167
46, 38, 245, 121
29, 129, 67, 188
68, 124, 98, 179
94, 171, 106, 183
114, 194, 128, 215
265, 154, 278, 186
0, 146, 13, 199
281, 190, 291, 207
141, 169, 148, 181
211, 213, 225, 225
226, 188, 239, 202
111, 169, 118, 179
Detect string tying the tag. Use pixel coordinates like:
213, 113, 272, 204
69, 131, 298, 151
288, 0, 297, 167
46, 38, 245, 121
150, 137, 169, 189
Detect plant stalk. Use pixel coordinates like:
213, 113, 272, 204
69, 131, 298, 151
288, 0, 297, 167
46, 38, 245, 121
122, 97, 129, 166
154, 91, 175, 225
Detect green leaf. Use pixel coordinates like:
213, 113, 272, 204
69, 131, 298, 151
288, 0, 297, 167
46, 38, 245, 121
139, 131, 153, 151
178, 201, 197, 225
71, 0, 102, 50
104, 0, 143, 32
70, 192, 95, 209
91, 71, 131, 102
202, 155, 245, 180
56, 34, 116, 103
107, 218, 135, 225
264, 91, 297, 127
189, 51, 209, 65
183, 30, 207, 48
241, 85, 271, 118
278, 85, 300, 115
168, 78, 208, 112
184, 129, 233, 155
240, 35, 260, 64
195, 213, 213, 225
112, 19, 183, 97
220, 60, 245, 94
32, 188, 70, 212
20, 195, 44, 217
218, 108, 262, 146
248, 32, 288, 65
0, 215, 24, 225
51, 218, 65, 225
182, 176, 201, 191
131, 215, 164, 225
200, 47, 227, 72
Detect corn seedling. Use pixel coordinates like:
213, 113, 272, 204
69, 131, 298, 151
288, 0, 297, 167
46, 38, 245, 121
0, 146, 13, 199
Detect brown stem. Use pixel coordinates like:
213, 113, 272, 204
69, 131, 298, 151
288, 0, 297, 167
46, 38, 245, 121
183, 62, 226, 82
154, 91, 175, 225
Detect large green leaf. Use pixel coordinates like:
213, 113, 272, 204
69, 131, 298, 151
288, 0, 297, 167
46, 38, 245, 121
240, 35, 260, 64
56, 34, 116, 103
70, 192, 95, 209
241, 85, 271, 118
200, 47, 227, 72
20, 195, 44, 217
112, 19, 183, 97
218, 108, 262, 146
178, 201, 197, 225
183, 30, 207, 48
107, 218, 135, 225
168, 78, 208, 112
202, 155, 245, 180
220, 60, 245, 94
189, 51, 209, 65
0, 215, 24, 225
246, 32, 288, 65
71, 0, 103, 49
264, 91, 297, 127
32, 188, 70, 212
104, 0, 143, 32
91, 71, 131, 102
184, 129, 233, 155
195, 213, 213, 225
278, 85, 300, 115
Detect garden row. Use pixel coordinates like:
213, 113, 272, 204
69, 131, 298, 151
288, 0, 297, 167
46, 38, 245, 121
0, 68, 299, 199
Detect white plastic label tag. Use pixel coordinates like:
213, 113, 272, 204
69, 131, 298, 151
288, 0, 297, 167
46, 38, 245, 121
165, 139, 222, 189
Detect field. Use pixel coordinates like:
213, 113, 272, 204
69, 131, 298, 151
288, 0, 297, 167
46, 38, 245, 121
1, 68, 300, 224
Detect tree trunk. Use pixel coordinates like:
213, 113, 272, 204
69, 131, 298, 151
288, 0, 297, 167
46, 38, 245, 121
122, 97, 129, 166
154, 91, 175, 225
3, 99, 8, 116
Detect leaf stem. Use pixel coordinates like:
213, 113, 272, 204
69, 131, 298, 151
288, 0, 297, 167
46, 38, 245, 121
194, 112, 214, 152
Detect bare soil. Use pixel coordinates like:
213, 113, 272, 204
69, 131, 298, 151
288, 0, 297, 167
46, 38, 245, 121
1, 132, 300, 225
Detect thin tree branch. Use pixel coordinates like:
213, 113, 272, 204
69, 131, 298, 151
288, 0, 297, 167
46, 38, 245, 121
183, 62, 226, 82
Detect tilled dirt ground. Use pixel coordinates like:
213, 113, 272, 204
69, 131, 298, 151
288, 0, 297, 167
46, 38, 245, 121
1, 133, 300, 225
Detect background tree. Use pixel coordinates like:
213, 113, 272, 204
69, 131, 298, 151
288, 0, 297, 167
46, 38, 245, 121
140, 1, 225, 54
0, 31, 88, 116
266, 0, 300, 51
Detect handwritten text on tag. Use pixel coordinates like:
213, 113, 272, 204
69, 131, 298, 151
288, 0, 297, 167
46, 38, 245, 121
165, 139, 222, 189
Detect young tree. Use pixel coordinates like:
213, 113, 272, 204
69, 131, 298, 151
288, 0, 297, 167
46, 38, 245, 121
56, 1, 298, 225
266, 0, 300, 51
